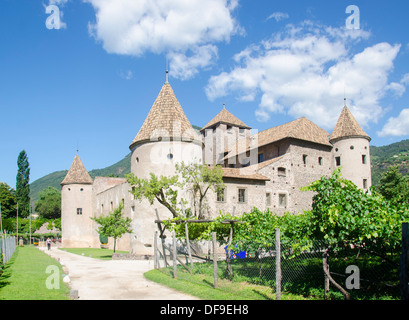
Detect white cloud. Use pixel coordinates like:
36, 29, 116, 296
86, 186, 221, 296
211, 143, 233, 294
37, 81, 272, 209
266, 12, 289, 22
85, 0, 241, 80
205, 22, 401, 130
378, 108, 409, 137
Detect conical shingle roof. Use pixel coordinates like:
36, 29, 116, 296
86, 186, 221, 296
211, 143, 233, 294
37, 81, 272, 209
329, 106, 371, 142
201, 107, 251, 132
61, 154, 93, 185
129, 82, 198, 149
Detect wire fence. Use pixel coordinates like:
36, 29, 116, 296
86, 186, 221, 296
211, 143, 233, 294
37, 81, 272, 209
0, 234, 17, 265
153, 230, 402, 300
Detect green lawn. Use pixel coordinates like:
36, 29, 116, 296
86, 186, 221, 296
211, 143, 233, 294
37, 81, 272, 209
0, 246, 70, 300
59, 248, 128, 260
144, 264, 308, 300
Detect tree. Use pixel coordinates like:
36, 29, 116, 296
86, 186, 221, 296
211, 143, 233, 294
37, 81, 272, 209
175, 162, 224, 219
91, 203, 132, 252
302, 169, 409, 299
127, 173, 180, 218
378, 166, 409, 204
16, 150, 30, 218
0, 182, 17, 219
34, 187, 61, 219
126, 162, 225, 220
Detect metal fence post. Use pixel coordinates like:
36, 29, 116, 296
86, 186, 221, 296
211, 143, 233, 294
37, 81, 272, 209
212, 232, 218, 289
172, 230, 177, 279
400, 222, 409, 300
154, 231, 158, 269
275, 228, 281, 300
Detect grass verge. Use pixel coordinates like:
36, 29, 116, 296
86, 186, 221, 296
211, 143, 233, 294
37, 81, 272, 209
59, 248, 128, 260
0, 246, 70, 300
144, 265, 307, 300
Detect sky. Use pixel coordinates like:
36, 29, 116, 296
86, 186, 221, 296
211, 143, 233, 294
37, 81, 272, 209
1, 0, 409, 189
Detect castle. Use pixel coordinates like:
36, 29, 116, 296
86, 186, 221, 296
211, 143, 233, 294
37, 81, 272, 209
60, 76, 372, 254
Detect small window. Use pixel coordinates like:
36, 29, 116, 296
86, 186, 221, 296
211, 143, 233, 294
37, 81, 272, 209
258, 153, 264, 163
303, 154, 308, 165
216, 188, 225, 202
238, 188, 247, 203
80, 188, 84, 191
110, 201, 113, 211
318, 157, 323, 166
266, 193, 272, 207
335, 156, 341, 166
363, 179, 368, 189
350, 145, 354, 150
277, 167, 286, 177
278, 194, 287, 208
77, 208, 82, 215
136, 157, 139, 163
362, 155, 367, 164
167, 153, 174, 160
226, 125, 232, 130
100, 204, 104, 214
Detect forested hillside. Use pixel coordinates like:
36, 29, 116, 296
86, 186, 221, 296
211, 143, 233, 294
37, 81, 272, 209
370, 139, 409, 187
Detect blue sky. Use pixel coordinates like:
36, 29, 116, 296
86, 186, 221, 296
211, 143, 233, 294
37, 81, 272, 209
1, 0, 409, 189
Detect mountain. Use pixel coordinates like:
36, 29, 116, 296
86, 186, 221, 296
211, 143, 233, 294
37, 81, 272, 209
370, 139, 409, 187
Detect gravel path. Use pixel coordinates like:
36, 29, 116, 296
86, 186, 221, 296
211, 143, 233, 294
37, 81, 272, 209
38, 247, 199, 300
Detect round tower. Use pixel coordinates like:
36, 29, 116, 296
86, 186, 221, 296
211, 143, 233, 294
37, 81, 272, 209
129, 80, 202, 178
60, 154, 98, 248
128, 77, 202, 254
329, 104, 371, 190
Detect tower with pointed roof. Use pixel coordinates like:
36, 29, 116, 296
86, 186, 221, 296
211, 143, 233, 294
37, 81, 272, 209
61, 153, 97, 248
129, 78, 202, 179
200, 105, 251, 165
330, 104, 372, 190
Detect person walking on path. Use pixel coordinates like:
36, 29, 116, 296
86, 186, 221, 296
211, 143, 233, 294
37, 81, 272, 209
46, 238, 51, 251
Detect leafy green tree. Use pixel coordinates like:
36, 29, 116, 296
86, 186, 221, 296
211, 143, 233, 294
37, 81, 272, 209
91, 203, 132, 252
302, 169, 409, 298
0, 182, 17, 219
378, 165, 409, 204
127, 173, 180, 218
175, 162, 225, 219
302, 169, 408, 252
16, 150, 30, 218
34, 187, 61, 219
127, 162, 225, 219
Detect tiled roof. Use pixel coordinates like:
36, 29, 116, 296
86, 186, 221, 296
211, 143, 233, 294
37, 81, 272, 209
61, 154, 93, 185
224, 117, 331, 160
201, 107, 251, 131
329, 106, 371, 142
129, 82, 199, 149
221, 167, 270, 181
258, 117, 331, 147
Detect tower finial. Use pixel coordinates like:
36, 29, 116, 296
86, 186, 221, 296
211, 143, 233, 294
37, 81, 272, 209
344, 87, 347, 107
165, 57, 169, 84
